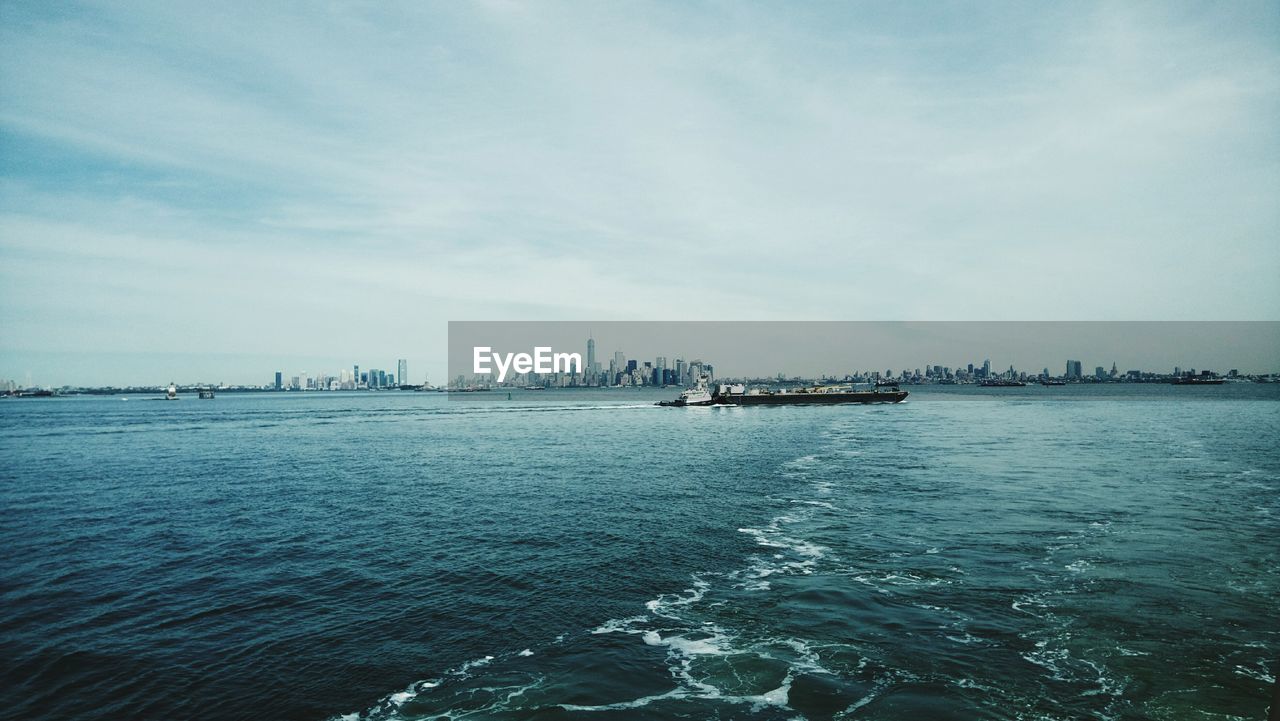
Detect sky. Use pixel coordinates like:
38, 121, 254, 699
1, 1, 1278, 386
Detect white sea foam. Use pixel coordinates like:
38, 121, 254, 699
840, 676, 890, 713
559, 687, 688, 711
643, 628, 734, 656
791, 499, 839, 510
1234, 662, 1275, 684
779, 637, 834, 675
591, 615, 647, 635
459, 655, 495, 673
645, 578, 710, 618
782, 454, 820, 470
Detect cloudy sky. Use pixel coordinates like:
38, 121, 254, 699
1, 1, 1277, 385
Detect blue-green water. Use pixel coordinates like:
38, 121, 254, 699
1, 387, 1277, 720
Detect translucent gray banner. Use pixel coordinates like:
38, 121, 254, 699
447, 321, 1280, 399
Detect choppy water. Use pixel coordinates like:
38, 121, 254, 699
1, 386, 1277, 720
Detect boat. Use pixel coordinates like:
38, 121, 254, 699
1171, 377, 1225, 385
522, 385, 546, 391
660, 381, 907, 406
198, 388, 215, 399
656, 382, 715, 406
713, 383, 908, 406
979, 379, 1026, 387
1040, 380, 1066, 386
166, 383, 178, 400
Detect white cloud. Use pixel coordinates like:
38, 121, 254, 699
1, 1, 1277, 383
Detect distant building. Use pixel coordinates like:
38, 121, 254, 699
397, 359, 408, 386
1095, 366, 1106, 379
274, 371, 282, 390
1066, 360, 1083, 379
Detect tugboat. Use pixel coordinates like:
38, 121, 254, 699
657, 376, 716, 406
165, 383, 178, 400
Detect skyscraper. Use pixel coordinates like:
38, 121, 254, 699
397, 359, 408, 387
1066, 360, 1083, 379
274, 371, 282, 390
587, 337, 596, 376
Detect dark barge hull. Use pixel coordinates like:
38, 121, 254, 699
715, 390, 908, 405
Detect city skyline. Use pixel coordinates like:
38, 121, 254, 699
12, 321, 1280, 390
447, 321, 1280, 387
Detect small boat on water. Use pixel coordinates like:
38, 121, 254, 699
166, 384, 178, 400
656, 382, 715, 406
1040, 380, 1067, 386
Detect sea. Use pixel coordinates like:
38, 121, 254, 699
1, 384, 1277, 721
